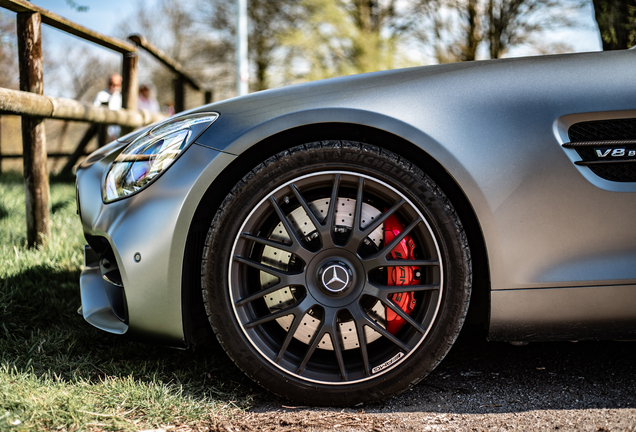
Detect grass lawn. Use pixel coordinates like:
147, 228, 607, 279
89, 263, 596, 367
0, 173, 254, 431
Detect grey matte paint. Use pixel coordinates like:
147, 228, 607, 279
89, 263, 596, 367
490, 285, 636, 341
77, 142, 235, 346
76, 49, 636, 345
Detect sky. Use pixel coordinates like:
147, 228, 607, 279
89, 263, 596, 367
35, 0, 153, 63
34, 0, 150, 37
28, 0, 603, 50
5, 0, 604, 95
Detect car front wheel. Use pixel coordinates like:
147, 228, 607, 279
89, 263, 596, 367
202, 141, 471, 405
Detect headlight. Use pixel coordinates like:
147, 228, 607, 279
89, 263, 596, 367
103, 113, 219, 203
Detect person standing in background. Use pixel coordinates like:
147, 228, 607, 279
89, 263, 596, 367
93, 74, 122, 141
137, 83, 160, 113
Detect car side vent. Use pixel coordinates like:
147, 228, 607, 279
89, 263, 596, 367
565, 118, 636, 182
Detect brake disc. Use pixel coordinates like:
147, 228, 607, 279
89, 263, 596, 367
260, 197, 386, 350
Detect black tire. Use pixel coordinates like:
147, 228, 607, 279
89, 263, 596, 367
202, 141, 471, 406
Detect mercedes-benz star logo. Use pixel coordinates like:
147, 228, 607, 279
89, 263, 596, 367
322, 264, 350, 292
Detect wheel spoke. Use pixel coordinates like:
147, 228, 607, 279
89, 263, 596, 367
361, 199, 405, 235
355, 321, 371, 377
348, 303, 372, 376
269, 196, 307, 252
290, 184, 323, 230
372, 257, 440, 269
326, 174, 341, 226
362, 217, 422, 269
296, 309, 347, 381
380, 284, 440, 294
389, 258, 439, 266
365, 281, 440, 298
345, 177, 365, 248
318, 173, 341, 248
244, 300, 307, 329
382, 298, 427, 334
331, 324, 348, 381
239, 232, 299, 256
233, 255, 303, 286
234, 281, 292, 307
377, 217, 421, 258
296, 321, 326, 375
364, 316, 411, 352
275, 310, 306, 363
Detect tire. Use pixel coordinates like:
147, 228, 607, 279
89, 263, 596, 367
202, 141, 471, 406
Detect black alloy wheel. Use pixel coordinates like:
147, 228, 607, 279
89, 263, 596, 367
202, 142, 471, 405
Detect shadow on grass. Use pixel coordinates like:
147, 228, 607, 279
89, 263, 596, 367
0, 171, 76, 185
0, 265, 258, 403
0, 203, 8, 220
4, 264, 636, 413
51, 198, 74, 214
0, 171, 25, 185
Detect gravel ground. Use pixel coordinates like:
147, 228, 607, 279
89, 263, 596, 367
215, 329, 636, 431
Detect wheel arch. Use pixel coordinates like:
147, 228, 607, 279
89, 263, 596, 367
181, 122, 490, 348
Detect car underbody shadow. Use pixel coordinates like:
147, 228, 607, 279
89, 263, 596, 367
248, 326, 636, 413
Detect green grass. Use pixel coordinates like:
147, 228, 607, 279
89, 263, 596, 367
0, 173, 254, 431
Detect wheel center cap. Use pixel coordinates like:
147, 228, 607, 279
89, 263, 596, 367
319, 261, 352, 293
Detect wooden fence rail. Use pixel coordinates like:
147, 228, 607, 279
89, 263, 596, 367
0, 0, 211, 247
0, 88, 166, 126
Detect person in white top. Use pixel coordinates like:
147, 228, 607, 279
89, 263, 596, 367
94, 74, 122, 110
93, 74, 122, 141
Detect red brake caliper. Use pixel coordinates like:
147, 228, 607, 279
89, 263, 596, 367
384, 214, 418, 335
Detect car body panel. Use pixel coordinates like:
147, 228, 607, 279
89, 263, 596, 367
490, 285, 636, 340
77, 143, 235, 346
192, 49, 636, 292
76, 48, 636, 347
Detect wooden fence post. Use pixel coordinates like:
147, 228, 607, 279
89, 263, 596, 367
17, 11, 50, 247
174, 77, 185, 113
0, 116, 3, 175
121, 51, 138, 136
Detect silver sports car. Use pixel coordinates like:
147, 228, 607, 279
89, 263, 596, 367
75, 49, 636, 405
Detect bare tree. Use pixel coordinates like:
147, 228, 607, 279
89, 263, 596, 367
46, 46, 117, 102
117, 0, 231, 105
417, 0, 482, 63
414, 0, 583, 62
0, 11, 18, 89
198, 0, 303, 91
486, 0, 581, 59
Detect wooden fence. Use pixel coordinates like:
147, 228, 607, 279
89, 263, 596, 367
0, 0, 211, 247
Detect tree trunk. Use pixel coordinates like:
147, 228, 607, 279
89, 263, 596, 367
174, 76, 185, 113
592, 0, 636, 50
0, 116, 3, 175
487, 0, 503, 59
462, 0, 481, 61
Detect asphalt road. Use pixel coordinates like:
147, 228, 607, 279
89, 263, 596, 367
241, 329, 636, 431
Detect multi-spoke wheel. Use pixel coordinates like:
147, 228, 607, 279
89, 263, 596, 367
203, 142, 471, 405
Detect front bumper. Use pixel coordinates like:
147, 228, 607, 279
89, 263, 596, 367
78, 244, 128, 334
76, 142, 235, 347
